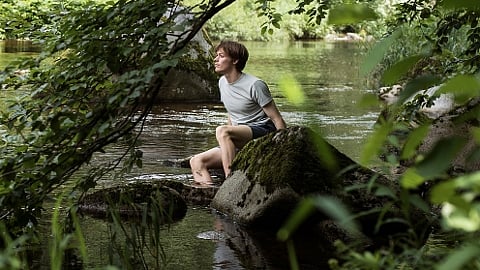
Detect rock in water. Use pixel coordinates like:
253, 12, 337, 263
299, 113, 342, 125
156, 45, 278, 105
211, 126, 373, 227
211, 126, 432, 249
78, 182, 187, 223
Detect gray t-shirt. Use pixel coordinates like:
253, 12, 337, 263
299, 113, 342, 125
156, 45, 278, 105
219, 73, 273, 126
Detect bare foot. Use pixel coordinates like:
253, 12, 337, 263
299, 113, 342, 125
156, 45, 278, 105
191, 181, 216, 188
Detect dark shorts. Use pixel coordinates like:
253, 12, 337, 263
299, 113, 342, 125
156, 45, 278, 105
248, 120, 277, 139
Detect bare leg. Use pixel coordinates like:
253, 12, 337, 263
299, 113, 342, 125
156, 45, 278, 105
189, 147, 222, 184
215, 125, 252, 176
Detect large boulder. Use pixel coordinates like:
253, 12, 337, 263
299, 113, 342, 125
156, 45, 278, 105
158, 29, 219, 102
211, 126, 431, 247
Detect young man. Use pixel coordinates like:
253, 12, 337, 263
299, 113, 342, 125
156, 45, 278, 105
190, 40, 286, 185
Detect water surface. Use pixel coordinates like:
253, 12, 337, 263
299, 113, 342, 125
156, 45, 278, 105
1, 40, 380, 269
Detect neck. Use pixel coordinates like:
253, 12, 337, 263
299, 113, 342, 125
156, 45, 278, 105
224, 70, 242, 83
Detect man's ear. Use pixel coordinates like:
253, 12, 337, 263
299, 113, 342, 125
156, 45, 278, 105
233, 59, 239, 65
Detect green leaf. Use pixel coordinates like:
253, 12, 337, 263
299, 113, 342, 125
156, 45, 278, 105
430, 180, 456, 204
327, 4, 378, 25
401, 168, 425, 189
437, 75, 480, 104
436, 243, 480, 270
441, 200, 480, 232
471, 127, 480, 143
360, 28, 401, 76
22, 152, 37, 169
398, 75, 441, 104
309, 126, 337, 171
360, 121, 393, 165
401, 124, 430, 160
381, 55, 425, 85
278, 73, 305, 105
439, 0, 480, 11
415, 137, 466, 179
311, 195, 360, 234
431, 172, 480, 204
409, 194, 431, 213
374, 185, 397, 199
277, 197, 316, 241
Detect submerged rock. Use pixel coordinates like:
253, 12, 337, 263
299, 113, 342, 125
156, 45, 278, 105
78, 179, 220, 222
78, 182, 187, 223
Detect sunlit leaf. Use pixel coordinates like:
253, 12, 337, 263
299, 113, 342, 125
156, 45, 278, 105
430, 181, 456, 204
432, 172, 480, 204
382, 55, 425, 85
437, 75, 480, 104
401, 124, 430, 160
278, 195, 360, 241
441, 201, 480, 232
401, 168, 425, 189
360, 28, 401, 76
327, 4, 378, 25
278, 73, 305, 105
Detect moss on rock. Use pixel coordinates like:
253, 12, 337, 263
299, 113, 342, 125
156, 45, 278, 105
231, 126, 357, 195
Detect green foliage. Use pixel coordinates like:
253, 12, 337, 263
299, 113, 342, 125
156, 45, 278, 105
279, 1, 480, 270
0, 0, 234, 265
255, 0, 282, 35
0, 0, 112, 41
0, 223, 28, 269
327, 3, 378, 25
203, 0, 333, 41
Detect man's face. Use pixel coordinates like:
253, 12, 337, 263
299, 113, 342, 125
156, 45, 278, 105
214, 48, 237, 74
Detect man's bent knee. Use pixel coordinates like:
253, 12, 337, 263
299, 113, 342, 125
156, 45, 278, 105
215, 125, 231, 140
189, 155, 201, 169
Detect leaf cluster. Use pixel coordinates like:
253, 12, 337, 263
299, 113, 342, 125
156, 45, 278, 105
0, 0, 96, 41
278, 1, 480, 269
0, 0, 233, 237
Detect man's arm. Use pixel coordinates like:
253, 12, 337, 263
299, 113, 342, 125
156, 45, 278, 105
263, 101, 286, 129
227, 114, 232, 125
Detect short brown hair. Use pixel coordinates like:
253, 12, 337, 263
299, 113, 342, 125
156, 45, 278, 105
215, 40, 249, 72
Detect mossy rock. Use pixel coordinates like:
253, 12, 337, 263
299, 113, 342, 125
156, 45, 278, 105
211, 126, 432, 248
230, 125, 361, 195
212, 126, 374, 228
78, 182, 187, 223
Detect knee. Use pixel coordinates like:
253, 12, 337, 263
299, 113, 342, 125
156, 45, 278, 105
189, 155, 202, 169
215, 125, 230, 140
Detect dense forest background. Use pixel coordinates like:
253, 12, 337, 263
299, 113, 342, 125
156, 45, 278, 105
1, 0, 480, 269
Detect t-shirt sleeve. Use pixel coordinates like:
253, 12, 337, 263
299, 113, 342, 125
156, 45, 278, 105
252, 80, 273, 107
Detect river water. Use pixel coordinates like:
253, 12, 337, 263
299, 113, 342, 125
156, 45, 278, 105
1, 40, 380, 269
